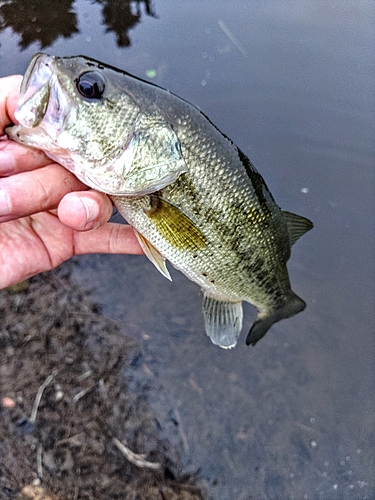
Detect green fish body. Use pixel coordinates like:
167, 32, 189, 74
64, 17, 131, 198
7, 54, 313, 348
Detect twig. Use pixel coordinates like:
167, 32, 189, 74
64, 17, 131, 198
113, 437, 161, 470
29, 371, 58, 424
37, 444, 43, 478
76, 369, 93, 382
55, 433, 85, 447
218, 19, 247, 57
72, 385, 96, 403
174, 407, 190, 451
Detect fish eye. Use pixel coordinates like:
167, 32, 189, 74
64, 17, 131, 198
76, 71, 105, 100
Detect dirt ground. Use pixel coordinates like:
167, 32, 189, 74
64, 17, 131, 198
0, 262, 206, 500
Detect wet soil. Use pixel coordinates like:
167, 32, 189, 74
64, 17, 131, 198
0, 262, 206, 500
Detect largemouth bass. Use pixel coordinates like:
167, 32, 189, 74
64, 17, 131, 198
7, 53, 313, 348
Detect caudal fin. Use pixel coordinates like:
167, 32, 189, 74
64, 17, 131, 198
246, 292, 306, 346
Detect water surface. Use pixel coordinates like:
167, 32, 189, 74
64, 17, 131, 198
1, 1, 374, 498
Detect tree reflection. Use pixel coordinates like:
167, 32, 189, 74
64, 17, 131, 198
0, 0, 78, 49
95, 0, 155, 47
0, 0, 155, 50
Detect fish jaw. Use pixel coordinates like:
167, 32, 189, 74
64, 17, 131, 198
6, 54, 82, 179
15, 53, 55, 129
9, 54, 77, 147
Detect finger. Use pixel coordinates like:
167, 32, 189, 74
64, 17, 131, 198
0, 75, 22, 133
73, 223, 143, 255
0, 138, 52, 176
0, 164, 88, 222
0, 213, 73, 289
58, 191, 114, 231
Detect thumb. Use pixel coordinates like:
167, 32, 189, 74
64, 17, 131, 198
58, 191, 114, 231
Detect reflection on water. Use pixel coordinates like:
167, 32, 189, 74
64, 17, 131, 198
0, 0, 78, 48
0, 0, 154, 49
96, 0, 156, 46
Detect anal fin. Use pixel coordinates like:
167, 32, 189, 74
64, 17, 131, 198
202, 292, 243, 349
133, 228, 172, 281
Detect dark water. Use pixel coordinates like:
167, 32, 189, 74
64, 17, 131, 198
1, 1, 374, 498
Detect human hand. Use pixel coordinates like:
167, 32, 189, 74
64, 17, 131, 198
0, 75, 142, 290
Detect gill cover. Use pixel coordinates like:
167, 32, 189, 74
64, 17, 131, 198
9, 53, 188, 197
105, 118, 188, 196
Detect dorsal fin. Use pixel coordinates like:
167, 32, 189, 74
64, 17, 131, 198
282, 211, 313, 246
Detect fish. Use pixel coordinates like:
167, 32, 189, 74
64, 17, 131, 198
6, 53, 313, 349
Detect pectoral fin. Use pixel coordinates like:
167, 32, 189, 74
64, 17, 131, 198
282, 211, 313, 246
202, 293, 243, 349
133, 228, 172, 281
110, 119, 187, 195
145, 195, 206, 252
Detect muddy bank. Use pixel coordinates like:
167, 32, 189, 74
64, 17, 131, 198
0, 262, 205, 500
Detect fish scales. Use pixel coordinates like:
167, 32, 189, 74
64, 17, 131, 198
114, 106, 291, 306
6, 54, 313, 349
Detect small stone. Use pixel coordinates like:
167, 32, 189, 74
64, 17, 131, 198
1, 396, 16, 408
55, 390, 64, 402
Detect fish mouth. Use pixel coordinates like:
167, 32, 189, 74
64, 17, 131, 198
15, 53, 54, 128
12, 53, 76, 143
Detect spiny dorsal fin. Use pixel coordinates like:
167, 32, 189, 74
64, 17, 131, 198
282, 211, 313, 246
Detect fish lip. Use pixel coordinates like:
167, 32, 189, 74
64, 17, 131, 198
13, 53, 76, 143
19, 53, 53, 98
15, 53, 55, 127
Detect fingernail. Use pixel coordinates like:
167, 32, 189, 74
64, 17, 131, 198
0, 189, 11, 216
0, 151, 15, 175
81, 197, 100, 225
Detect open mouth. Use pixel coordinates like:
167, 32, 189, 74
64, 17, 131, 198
13, 53, 75, 143
15, 53, 55, 128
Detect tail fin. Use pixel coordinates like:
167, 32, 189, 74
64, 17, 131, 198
246, 292, 306, 346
